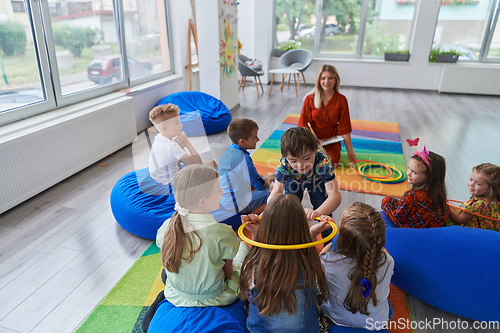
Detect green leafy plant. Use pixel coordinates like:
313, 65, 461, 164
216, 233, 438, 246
61, 26, 86, 57
53, 25, 97, 57
0, 21, 27, 56
386, 49, 409, 54
279, 39, 301, 51
84, 27, 97, 48
428, 47, 462, 62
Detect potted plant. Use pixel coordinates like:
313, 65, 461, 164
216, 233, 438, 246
429, 47, 462, 63
272, 40, 301, 57
384, 50, 410, 62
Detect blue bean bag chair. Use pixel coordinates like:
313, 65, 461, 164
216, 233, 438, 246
384, 224, 500, 322
110, 168, 175, 240
155, 91, 232, 136
148, 299, 247, 333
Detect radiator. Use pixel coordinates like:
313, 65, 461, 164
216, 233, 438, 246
439, 64, 500, 96
0, 96, 137, 214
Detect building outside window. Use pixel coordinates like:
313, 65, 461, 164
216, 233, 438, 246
432, 0, 500, 61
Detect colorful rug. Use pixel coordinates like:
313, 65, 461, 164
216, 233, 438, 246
77, 242, 413, 333
252, 114, 410, 197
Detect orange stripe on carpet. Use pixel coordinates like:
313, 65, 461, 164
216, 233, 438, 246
387, 284, 413, 333
351, 119, 400, 134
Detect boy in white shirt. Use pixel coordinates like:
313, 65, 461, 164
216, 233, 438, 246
148, 104, 215, 186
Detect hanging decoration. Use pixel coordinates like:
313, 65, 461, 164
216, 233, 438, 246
218, 19, 237, 77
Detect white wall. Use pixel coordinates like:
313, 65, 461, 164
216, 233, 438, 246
237, 0, 274, 83
195, 0, 239, 110
238, 0, 500, 95
132, 0, 201, 133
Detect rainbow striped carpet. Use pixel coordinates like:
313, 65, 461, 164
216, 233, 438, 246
252, 114, 409, 198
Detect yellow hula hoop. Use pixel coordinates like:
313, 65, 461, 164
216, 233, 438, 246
358, 163, 404, 182
237, 220, 338, 250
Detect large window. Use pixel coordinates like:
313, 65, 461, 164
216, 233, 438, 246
274, 0, 417, 58
432, 0, 500, 62
0, 0, 173, 126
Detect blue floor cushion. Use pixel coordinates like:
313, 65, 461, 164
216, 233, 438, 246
110, 168, 175, 240
148, 299, 247, 333
156, 91, 232, 136
385, 225, 500, 321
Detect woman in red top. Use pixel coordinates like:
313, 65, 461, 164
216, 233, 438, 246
298, 64, 356, 167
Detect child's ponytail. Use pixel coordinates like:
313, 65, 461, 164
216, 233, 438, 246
161, 212, 201, 273
336, 203, 388, 316
159, 165, 219, 274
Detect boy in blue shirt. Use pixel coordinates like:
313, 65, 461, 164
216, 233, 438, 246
268, 126, 341, 240
217, 118, 274, 220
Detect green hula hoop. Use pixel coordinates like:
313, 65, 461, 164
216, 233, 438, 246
358, 163, 406, 184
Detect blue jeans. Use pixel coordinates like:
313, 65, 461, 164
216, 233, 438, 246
284, 178, 332, 243
388, 300, 393, 320
247, 281, 320, 333
239, 187, 270, 213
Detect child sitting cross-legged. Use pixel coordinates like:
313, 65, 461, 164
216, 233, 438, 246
320, 202, 394, 331
381, 142, 448, 228
268, 126, 341, 241
448, 163, 500, 231
148, 104, 216, 187
146, 165, 258, 333
214, 118, 274, 229
240, 194, 331, 333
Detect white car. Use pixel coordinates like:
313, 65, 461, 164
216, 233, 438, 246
297, 24, 342, 38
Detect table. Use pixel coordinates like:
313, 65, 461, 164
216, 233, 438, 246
268, 68, 300, 97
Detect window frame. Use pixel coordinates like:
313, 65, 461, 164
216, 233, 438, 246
479, 0, 500, 62
274, 0, 500, 63
275, 0, 419, 59
0, 0, 174, 127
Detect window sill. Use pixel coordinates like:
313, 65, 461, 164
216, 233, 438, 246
124, 73, 183, 94
0, 73, 184, 144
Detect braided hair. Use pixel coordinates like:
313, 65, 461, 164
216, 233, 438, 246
334, 202, 389, 315
473, 163, 500, 203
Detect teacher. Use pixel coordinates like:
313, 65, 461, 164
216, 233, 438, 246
298, 64, 356, 167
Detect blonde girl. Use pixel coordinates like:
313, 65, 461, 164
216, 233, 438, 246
449, 163, 500, 231
156, 164, 254, 307
320, 202, 394, 330
239, 194, 329, 333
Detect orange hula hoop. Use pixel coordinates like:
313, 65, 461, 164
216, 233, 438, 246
446, 199, 500, 222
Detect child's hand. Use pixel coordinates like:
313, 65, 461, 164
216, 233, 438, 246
304, 208, 319, 221
173, 132, 189, 148
241, 214, 260, 224
241, 214, 260, 238
309, 217, 333, 240
263, 173, 276, 188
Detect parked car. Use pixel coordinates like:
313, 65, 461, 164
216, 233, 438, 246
325, 24, 342, 36
296, 24, 342, 38
295, 24, 311, 34
87, 55, 153, 84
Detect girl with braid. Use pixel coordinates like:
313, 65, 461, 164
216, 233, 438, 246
320, 202, 394, 330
